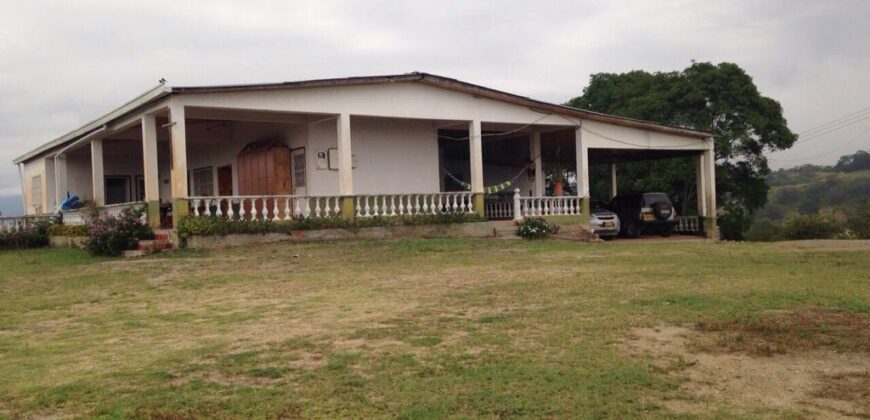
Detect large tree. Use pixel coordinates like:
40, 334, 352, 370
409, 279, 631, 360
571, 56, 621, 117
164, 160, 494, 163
568, 62, 797, 239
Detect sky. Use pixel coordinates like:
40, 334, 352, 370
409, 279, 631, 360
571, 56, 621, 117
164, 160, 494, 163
1, 0, 869, 207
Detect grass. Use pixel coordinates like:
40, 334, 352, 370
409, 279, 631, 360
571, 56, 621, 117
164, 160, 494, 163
0, 239, 869, 418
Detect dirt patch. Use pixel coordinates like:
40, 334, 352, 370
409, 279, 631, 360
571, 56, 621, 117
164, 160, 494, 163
695, 308, 870, 356
624, 317, 870, 418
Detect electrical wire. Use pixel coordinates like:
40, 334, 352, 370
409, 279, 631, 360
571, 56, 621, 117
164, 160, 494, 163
768, 122, 870, 163
795, 112, 870, 144
797, 106, 870, 137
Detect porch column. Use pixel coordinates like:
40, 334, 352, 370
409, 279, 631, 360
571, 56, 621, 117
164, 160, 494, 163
469, 120, 485, 217
609, 164, 617, 199
91, 138, 105, 207
337, 113, 355, 219
702, 142, 717, 239
141, 113, 161, 228
530, 132, 544, 196
54, 155, 67, 210
694, 153, 707, 218
169, 103, 189, 226
574, 127, 590, 218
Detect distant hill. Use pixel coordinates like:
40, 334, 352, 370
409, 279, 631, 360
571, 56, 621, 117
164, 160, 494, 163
0, 195, 24, 217
754, 150, 870, 222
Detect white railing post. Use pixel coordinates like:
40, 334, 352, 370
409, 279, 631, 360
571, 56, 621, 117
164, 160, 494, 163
513, 189, 522, 222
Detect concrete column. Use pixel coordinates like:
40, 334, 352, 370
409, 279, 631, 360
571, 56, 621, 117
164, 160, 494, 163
609, 164, 618, 199
530, 132, 544, 196
91, 138, 105, 207
469, 120, 485, 217
141, 114, 161, 228
55, 155, 67, 209
169, 103, 188, 226
336, 113, 355, 219
695, 153, 707, 217
703, 144, 717, 239
575, 128, 589, 198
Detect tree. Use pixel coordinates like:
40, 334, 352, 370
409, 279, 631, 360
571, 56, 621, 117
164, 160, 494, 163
568, 62, 797, 239
834, 150, 870, 172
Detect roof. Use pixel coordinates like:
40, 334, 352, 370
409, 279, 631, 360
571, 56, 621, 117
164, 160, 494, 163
14, 72, 712, 164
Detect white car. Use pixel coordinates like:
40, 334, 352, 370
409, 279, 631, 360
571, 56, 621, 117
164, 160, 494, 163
590, 201, 620, 239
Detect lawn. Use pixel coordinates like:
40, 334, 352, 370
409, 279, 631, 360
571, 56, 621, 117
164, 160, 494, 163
0, 239, 868, 418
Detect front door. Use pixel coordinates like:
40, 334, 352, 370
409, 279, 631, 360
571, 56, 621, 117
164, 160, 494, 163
217, 165, 233, 196
291, 149, 307, 195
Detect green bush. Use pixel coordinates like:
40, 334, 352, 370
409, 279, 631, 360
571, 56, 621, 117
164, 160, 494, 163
86, 206, 153, 256
516, 217, 559, 239
175, 212, 483, 240
0, 223, 50, 250
780, 215, 839, 240
745, 219, 784, 242
47, 224, 90, 237
845, 207, 870, 239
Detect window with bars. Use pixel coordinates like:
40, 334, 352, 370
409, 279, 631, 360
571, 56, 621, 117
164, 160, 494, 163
191, 167, 214, 196
31, 175, 42, 213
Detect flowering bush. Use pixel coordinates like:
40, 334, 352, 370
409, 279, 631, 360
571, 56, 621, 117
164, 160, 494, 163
516, 217, 559, 239
47, 223, 90, 237
0, 223, 50, 250
86, 206, 153, 256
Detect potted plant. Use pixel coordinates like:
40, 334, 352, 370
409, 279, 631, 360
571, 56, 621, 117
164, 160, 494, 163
552, 167, 565, 196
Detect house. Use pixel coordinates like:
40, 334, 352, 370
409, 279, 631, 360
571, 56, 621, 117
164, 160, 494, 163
11, 72, 717, 238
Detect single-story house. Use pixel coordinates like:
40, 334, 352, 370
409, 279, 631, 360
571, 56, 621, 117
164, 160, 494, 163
11, 72, 717, 237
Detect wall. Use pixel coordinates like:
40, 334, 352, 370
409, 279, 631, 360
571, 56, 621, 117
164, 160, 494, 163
582, 120, 708, 151
21, 158, 45, 214
65, 148, 93, 203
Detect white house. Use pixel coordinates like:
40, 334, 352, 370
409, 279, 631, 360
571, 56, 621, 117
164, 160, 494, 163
12, 72, 717, 237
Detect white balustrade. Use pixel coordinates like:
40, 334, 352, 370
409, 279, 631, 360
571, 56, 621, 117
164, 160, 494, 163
187, 195, 343, 220
675, 216, 701, 233
355, 192, 475, 217
519, 196, 585, 218
0, 214, 53, 232
484, 200, 513, 220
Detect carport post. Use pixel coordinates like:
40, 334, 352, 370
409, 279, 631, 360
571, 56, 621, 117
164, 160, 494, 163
575, 127, 590, 220
91, 138, 105, 207
530, 132, 544, 196
337, 113, 356, 220
702, 143, 717, 239
609, 164, 617, 199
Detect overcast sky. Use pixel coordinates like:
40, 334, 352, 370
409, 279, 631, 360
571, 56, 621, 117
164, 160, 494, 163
1, 0, 869, 199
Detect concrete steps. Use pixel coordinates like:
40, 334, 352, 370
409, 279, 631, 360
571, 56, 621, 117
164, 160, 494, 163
123, 230, 174, 258
491, 221, 521, 240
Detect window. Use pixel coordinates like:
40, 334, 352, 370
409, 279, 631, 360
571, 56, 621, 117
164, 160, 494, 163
104, 176, 131, 205
31, 175, 42, 213
293, 152, 306, 188
191, 167, 214, 196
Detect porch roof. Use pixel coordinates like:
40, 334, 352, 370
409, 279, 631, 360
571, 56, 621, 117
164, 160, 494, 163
13, 72, 712, 165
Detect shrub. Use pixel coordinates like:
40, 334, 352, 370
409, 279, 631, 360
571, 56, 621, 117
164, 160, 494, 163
0, 223, 50, 250
780, 215, 839, 240
745, 219, 784, 242
47, 223, 90, 237
845, 207, 870, 239
175, 212, 484, 240
516, 217, 559, 239
86, 206, 153, 256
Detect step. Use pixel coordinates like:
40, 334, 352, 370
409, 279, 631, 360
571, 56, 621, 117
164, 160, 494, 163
123, 249, 150, 258
137, 239, 174, 251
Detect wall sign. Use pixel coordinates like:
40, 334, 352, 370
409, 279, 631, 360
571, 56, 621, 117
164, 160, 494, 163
327, 148, 357, 170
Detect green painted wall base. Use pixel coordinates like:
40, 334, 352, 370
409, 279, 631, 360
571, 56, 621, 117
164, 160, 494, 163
340, 197, 356, 220
542, 215, 585, 225
172, 198, 189, 227
703, 217, 718, 240
145, 200, 161, 229
473, 193, 485, 218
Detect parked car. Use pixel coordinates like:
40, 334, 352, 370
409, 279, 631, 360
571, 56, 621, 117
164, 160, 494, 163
608, 193, 678, 237
589, 200, 620, 239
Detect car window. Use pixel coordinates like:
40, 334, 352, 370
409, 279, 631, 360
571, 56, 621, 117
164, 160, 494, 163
643, 193, 670, 205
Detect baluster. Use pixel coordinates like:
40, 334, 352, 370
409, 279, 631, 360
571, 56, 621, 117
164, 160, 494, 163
247, 198, 256, 220
313, 198, 321, 218
293, 198, 302, 217
284, 198, 292, 221
193, 199, 201, 217
420, 195, 428, 214
272, 199, 280, 221
409, 195, 417, 215
363, 196, 370, 217
214, 198, 222, 218
260, 198, 268, 220
237, 199, 246, 219
355, 196, 362, 217
333, 197, 340, 216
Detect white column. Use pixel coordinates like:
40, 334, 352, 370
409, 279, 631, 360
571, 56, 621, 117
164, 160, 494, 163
337, 113, 353, 195
469, 120, 483, 193
55, 155, 67, 209
703, 144, 716, 215
609, 164, 617, 199
91, 138, 105, 206
695, 153, 707, 217
141, 114, 160, 202
530, 132, 543, 196
169, 103, 188, 198
575, 128, 589, 197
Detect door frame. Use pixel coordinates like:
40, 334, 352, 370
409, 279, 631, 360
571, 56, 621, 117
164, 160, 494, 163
290, 147, 307, 195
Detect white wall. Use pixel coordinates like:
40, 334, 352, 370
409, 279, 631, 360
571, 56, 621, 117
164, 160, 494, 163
21, 158, 45, 214
582, 120, 708, 151
65, 149, 93, 203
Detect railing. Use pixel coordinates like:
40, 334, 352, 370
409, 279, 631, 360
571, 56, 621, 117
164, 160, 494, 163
355, 192, 474, 217
0, 214, 54, 232
675, 216, 702, 234
188, 195, 342, 220
484, 195, 514, 220
518, 195, 585, 218
100, 201, 145, 219
61, 210, 87, 225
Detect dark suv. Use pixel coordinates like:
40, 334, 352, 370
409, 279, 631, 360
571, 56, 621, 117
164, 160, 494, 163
608, 193, 678, 237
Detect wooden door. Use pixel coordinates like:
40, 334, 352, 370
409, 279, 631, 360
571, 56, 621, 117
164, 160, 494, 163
217, 165, 233, 196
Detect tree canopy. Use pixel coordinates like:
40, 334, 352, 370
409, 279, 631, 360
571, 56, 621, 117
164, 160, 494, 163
568, 62, 797, 239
